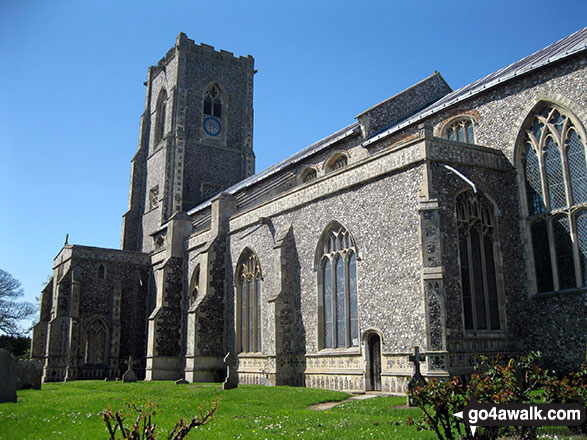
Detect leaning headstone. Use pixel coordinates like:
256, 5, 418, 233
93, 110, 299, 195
223, 352, 238, 390
406, 346, 427, 407
122, 356, 137, 383
0, 349, 17, 402
175, 378, 188, 385
16, 359, 43, 390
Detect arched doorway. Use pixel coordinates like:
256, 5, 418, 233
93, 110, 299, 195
365, 333, 381, 391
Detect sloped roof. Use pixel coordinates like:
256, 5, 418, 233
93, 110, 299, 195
187, 27, 587, 217
363, 27, 587, 146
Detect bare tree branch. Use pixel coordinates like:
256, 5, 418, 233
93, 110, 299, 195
0, 269, 36, 336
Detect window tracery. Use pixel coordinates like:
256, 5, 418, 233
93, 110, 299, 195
444, 118, 475, 144
203, 85, 223, 139
520, 104, 587, 292
318, 223, 358, 348
236, 250, 262, 353
456, 191, 502, 330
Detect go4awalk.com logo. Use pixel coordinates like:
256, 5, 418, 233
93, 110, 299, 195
453, 400, 586, 436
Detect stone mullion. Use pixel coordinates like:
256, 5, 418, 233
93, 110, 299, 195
546, 217, 560, 291
560, 121, 584, 288
253, 275, 259, 352
344, 252, 351, 348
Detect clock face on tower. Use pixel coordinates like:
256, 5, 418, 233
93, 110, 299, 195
203, 116, 222, 137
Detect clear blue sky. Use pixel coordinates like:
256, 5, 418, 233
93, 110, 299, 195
0, 1, 585, 329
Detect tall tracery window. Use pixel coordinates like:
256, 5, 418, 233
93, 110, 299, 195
236, 250, 262, 353
154, 89, 167, 144
319, 223, 358, 348
456, 191, 502, 330
521, 105, 587, 292
85, 319, 108, 364
445, 118, 475, 144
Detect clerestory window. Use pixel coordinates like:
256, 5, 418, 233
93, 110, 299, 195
236, 249, 262, 353
444, 118, 475, 144
318, 223, 358, 348
456, 191, 502, 330
326, 154, 348, 172
520, 104, 587, 293
301, 168, 318, 183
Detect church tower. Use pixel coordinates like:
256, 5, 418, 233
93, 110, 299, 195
122, 33, 255, 252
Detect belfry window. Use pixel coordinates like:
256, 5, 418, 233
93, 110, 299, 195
520, 105, 587, 292
154, 89, 167, 144
203, 85, 223, 138
318, 223, 358, 348
204, 86, 222, 118
236, 250, 262, 353
445, 118, 475, 144
456, 191, 502, 330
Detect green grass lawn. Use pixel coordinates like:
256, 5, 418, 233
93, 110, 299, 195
0, 381, 434, 439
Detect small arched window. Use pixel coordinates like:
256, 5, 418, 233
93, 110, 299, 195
520, 104, 587, 292
154, 89, 167, 144
301, 168, 317, 183
444, 118, 475, 144
456, 191, 502, 330
318, 223, 358, 348
97, 264, 105, 280
326, 154, 348, 172
236, 250, 262, 353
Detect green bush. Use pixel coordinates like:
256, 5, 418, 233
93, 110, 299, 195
407, 352, 584, 440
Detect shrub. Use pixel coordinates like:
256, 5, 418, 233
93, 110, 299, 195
101, 398, 219, 440
407, 352, 584, 440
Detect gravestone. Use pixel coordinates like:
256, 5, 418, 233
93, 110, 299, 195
16, 359, 43, 390
0, 349, 17, 402
222, 352, 238, 390
122, 356, 137, 383
407, 346, 427, 406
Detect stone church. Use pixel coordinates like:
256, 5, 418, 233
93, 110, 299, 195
32, 29, 586, 394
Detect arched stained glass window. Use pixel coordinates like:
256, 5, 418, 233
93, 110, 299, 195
318, 223, 358, 348
236, 250, 262, 353
456, 191, 502, 330
520, 104, 587, 292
